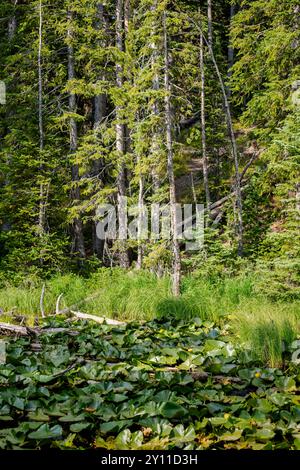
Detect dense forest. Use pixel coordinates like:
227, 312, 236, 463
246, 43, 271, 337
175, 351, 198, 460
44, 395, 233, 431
0, 0, 300, 452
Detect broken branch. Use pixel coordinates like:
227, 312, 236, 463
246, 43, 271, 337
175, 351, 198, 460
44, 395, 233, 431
70, 310, 126, 325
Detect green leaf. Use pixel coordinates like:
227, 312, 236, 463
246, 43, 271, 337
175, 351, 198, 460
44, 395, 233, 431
27, 411, 50, 422
47, 346, 70, 368
28, 424, 63, 440
255, 428, 275, 441
59, 414, 86, 423
294, 438, 300, 450
100, 420, 132, 434
115, 429, 131, 449
70, 422, 90, 432
161, 402, 188, 419
219, 429, 243, 441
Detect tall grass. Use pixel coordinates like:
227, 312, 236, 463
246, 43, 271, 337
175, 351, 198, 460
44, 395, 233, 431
230, 299, 300, 367
0, 269, 299, 365
0, 270, 171, 321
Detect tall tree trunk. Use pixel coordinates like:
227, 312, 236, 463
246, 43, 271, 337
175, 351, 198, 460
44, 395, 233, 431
150, 0, 163, 269
8, 0, 17, 40
124, 0, 130, 34
207, 0, 213, 48
209, 50, 243, 255
123, 1, 132, 160
93, 3, 106, 134
38, 0, 48, 237
136, 169, 144, 270
163, 12, 181, 297
200, 21, 211, 212
191, 17, 244, 255
2, 1, 18, 233
116, 0, 130, 268
227, 3, 235, 98
296, 183, 300, 218
67, 9, 86, 261
150, 1, 160, 194
38, 0, 43, 154
93, 2, 106, 259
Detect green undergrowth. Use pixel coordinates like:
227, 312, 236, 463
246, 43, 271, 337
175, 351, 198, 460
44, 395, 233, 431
0, 269, 299, 366
0, 317, 300, 450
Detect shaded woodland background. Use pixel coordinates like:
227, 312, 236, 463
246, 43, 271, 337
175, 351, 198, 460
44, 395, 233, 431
0, 0, 299, 301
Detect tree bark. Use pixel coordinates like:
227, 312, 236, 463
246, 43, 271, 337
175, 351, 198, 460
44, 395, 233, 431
136, 169, 144, 270
207, 0, 213, 48
93, 3, 106, 131
200, 21, 211, 212
150, 1, 161, 194
193, 20, 244, 256
8, 0, 17, 41
67, 9, 86, 261
93, 2, 107, 260
116, 0, 130, 268
93, 2, 106, 134
163, 12, 181, 297
296, 183, 300, 219
212, 55, 243, 255
38, 0, 43, 153
37, 0, 48, 238
2, 1, 18, 234
227, 3, 235, 98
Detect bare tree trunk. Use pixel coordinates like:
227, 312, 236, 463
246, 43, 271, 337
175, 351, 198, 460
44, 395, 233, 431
163, 12, 181, 297
200, 23, 211, 212
210, 50, 243, 255
116, 0, 130, 268
136, 170, 144, 269
8, 0, 17, 40
191, 18, 244, 256
67, 9, 86, 261
124, 0, 130, 34
123, 1, 132, 161
38, 0, 43, 154
227, 3, 235, 98
2, 1, 18, 233
296, 183, 300, 219
150, 1, 161, 194
93, 3, 106, 134
93, 2, 106, 259
207, 0, 213, 48
37, 0, 48, 238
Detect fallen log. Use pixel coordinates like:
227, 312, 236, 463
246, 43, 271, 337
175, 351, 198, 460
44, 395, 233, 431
0, 322, 79, 337
58, 293, 100, 315
70, 310, 126, 326
0, 322, 28, 336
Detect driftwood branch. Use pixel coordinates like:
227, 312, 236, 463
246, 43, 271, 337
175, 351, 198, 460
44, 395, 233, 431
40, 283, 46, 318
0, 322, 29, 336
55, 293, 64, 315
70, 310, 126, 326
58, 293, 99, 315
0, 322, 79, 337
